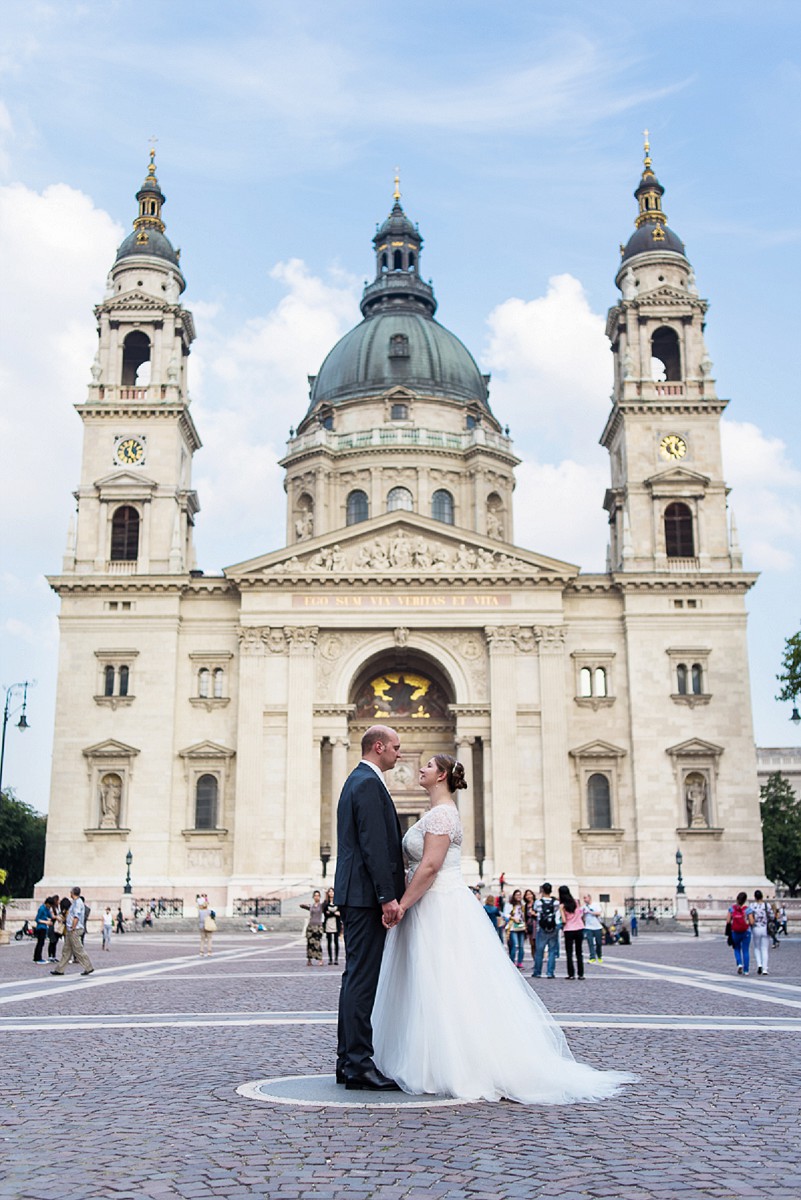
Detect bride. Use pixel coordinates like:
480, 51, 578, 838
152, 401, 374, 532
372, 754, 635, 1103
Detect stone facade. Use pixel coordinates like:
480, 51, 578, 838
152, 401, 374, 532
40, 150, 767, 911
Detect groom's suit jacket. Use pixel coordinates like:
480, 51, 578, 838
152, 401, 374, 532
333, 762, 404, 908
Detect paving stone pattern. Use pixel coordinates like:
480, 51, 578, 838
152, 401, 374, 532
1, 930, 799, 1199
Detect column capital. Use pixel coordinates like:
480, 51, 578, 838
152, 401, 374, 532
283, 625, 319, 650
485, 625, 535, 653
237, 625, 267, 655
534, 624, 566, 650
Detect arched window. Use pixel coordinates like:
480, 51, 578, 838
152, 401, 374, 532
393, 249, 403, 270
198, 668, 210, 698
110, 506, 140, 561
408, 253, 415, 271
346, 490, 369, 525
121, 331, 151, 385
118, 665, 129, 697
213, 668, 224, 698
104, 665, 115, 697
691, 663, 703, 695
387, 486, 413, 512
380, 252, 388, 272
664, 502, 694, 557
594, 667, 607, 697
587, 773, 612, 829
676, 663, 688, 694
579, 667, 592, 697
431, 489, 454, 524
194, 774, 218, 830
651, 326, 681, 381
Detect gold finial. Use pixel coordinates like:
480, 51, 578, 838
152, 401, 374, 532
147, 136, 159, 179
642, 127, 652, 172
393, 167, 401, 203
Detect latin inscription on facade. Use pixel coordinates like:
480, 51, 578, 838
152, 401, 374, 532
294, 593, 512, 609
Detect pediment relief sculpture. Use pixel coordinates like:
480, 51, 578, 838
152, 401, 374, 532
269, 531, 535, 575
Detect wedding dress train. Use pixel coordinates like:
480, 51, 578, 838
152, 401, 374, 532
372, 804, 635, 1103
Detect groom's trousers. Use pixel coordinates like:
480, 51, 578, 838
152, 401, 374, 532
337, 904, 387, 1077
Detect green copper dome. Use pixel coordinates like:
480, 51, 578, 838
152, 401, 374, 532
304, 191, 491, 419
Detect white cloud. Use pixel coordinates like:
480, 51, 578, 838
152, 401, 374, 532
515, 459, 609, 570
191, 259, 360, 569
483, 273, 611, 456
722, 419, 801, 572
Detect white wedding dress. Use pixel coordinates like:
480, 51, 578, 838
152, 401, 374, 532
372, 804, 635, 1103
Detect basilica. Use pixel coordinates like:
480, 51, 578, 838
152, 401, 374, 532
40, 143, 766, 910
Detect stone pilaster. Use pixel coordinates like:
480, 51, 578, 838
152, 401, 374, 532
231, 626, 268, 881
485, 626, 520, 877
455, 734, 476, 871
535, 625, 575, 881
283, 626, 319, 875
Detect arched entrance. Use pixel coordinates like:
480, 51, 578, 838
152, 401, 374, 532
349, 653, 456, 835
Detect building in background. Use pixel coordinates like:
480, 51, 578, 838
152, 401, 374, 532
757, 747, 801, 798
40, 144, 765, 909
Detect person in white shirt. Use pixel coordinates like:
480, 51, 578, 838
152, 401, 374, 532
101, 907, 113, 951
50, 887, 94, 976
581, 894, 604, 963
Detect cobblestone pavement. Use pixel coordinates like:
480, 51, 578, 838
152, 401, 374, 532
2, 928, 799, 1199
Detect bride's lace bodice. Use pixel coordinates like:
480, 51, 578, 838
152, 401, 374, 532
403, 804, 463, 891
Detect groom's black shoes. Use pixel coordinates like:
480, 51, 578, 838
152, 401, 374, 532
335, 1068, 347, 1085
344, 1066, 400, 1091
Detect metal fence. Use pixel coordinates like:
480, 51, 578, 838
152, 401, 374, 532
134, 898, 184, 918
623, 897, 676, 921
233, 897, 282, 918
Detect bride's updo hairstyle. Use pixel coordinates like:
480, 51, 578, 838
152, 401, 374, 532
433, 753, 468, 793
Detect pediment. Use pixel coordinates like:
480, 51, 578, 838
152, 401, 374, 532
634, 285, 704, 307
99, 290, 171, 312
225, 512, 579, 581
82, 739, 140, 758
178, 740, 236, 760
666, 738, 724, 758
645, 466, 710, 490
94, 469, 158, 491
569, 739, 627, 759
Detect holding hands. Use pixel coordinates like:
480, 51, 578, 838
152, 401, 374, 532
382, 899, 405, 928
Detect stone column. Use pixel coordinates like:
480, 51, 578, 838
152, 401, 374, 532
455, 734, 476, 872
535, 625, 575, 881
482, 738, 494, 879
231, 626, 267, 883
485, 627, 521, 877
283, 626, 319, 875
330, 736, 350, 858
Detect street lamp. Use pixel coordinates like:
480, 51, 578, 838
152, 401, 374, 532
475, 841, 485, 880
320, 842, 331, 879
790, 705, 800, 726
0, 681, 33, 799
124, 849, 133, 895
675, 848, 685, 895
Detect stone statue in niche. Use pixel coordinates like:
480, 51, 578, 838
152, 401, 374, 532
685, 772, 709, 828
294, 508, 314, 542
486, 509, 503, 540
99, 772, 122, 828
622, 346, 636, 380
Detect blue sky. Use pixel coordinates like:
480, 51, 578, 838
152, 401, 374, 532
1, 0, 800, 812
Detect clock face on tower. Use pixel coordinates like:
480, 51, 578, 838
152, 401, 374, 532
115, 437, 146, 466
659, 434, 687, 461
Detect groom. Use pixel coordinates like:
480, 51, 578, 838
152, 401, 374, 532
333, 724, 405, 1090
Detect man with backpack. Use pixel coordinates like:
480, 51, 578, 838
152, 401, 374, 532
532, 883, 559, 979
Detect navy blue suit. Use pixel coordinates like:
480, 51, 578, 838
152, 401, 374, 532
333, 761, 404, 1078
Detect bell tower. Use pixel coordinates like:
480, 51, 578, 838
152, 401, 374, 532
65, 151, 201, 576
601, 135, 740, 575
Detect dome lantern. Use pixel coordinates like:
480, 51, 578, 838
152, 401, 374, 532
114, 148, 183, 271
619, 132, 688, 265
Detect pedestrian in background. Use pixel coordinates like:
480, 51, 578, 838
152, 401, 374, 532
300, 890, 324, 966
727, 891, 753, 976
101, 907, 113, 952
532, 883, 559, 979
581, 894, 603, 963
115, 907, 125, 934
778, 904, 788, 937
504, 889, 526, 969
690, 906, 699, 936
559, 885, 585, 980
483, 893, 502, 941
523, 889, 537, 963
322, 887, 341, 965
630, 911, 638, 938
33, 897, 52, 964
50, 887, 94, 977
200, 909, 216, 956
47, 896, 61, 963
751, 889, 771, 975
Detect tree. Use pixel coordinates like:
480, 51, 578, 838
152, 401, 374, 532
760, 772, 801, 896
776, 630, 801, 704
0, 789, 47, 897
